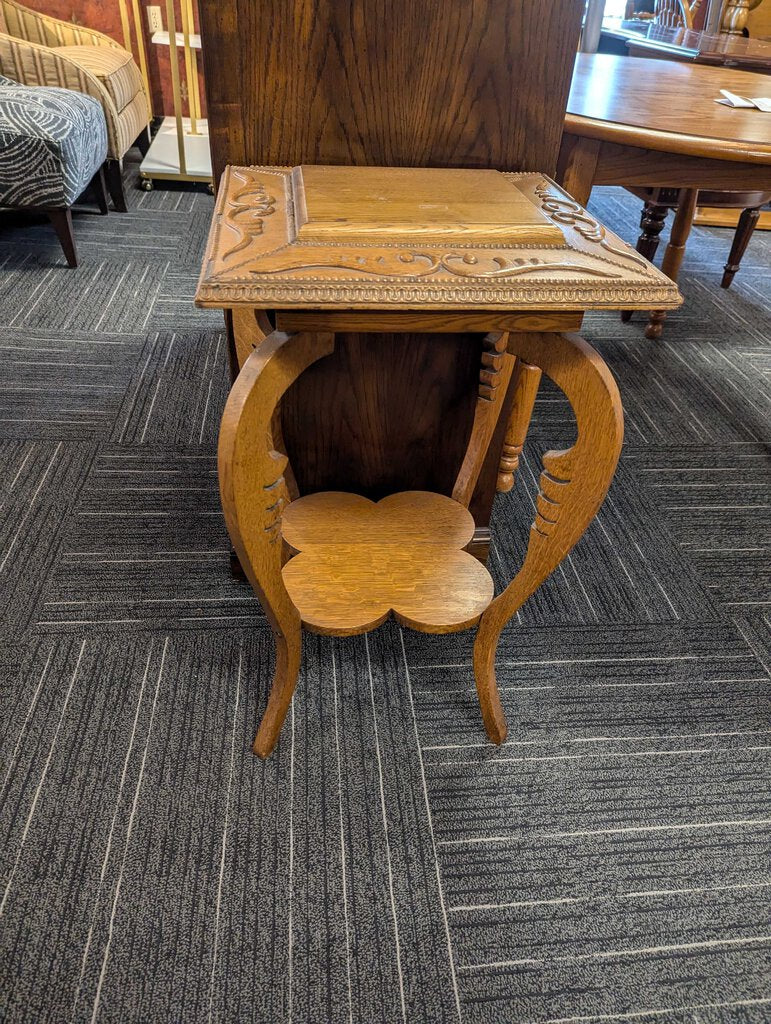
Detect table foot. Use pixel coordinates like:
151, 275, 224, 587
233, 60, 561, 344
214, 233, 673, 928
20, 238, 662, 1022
645, 314, 666, 340
252, 635, 302, 758
473, 332, 624, 743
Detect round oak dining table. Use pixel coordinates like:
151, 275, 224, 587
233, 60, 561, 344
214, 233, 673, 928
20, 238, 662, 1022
558, 53, 771, 336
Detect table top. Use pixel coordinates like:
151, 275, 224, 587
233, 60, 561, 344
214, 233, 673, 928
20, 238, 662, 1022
566, 54, 771, 164
195, 165, 680, 312
623, 25, 771, 70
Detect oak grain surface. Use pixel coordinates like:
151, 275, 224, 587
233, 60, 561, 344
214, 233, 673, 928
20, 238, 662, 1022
281, 491, 494, 635
566, 54, 771, 163
198, 0, 585, 182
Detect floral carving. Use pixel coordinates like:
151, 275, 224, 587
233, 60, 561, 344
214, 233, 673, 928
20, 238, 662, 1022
247, 249, 620, 281
535, 182, 651, 271
222, 171, 277, 259
196, 166, 682, 312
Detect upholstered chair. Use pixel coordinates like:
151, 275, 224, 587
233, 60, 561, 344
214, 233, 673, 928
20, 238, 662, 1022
0, 0, 150, 211
0, 75, 109, 266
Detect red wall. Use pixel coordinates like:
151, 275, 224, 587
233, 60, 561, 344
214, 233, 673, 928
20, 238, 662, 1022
19, 0, 205, 117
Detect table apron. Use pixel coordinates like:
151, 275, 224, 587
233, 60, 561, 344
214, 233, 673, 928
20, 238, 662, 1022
592, 140, 771, 192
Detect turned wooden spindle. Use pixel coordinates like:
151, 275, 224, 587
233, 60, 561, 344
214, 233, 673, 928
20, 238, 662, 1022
496, 359, 542, 493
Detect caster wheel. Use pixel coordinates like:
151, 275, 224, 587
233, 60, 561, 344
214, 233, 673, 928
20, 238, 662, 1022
207, 182, 215, 195
139, 178, 153, 192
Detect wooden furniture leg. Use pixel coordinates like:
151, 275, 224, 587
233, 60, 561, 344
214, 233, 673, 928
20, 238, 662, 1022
473, 331, 624, 743
105, 159, 128, 213
637, 200, 669, 263
47, 208, 77, 268
496, 359, 542, 493
227, 308, 286, 580
218, 328, 335, 757
722, 205, 761, 289
91, 167, 109, 215
135, 126, 152, 157
621, 200, 669, 323
645, 187, 698, 340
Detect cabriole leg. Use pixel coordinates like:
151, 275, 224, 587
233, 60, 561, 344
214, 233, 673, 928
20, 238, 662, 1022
218, 328, 335, 757
473, 331, 624, 744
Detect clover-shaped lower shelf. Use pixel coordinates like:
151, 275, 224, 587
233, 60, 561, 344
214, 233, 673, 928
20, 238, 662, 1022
280, 490, 495, 635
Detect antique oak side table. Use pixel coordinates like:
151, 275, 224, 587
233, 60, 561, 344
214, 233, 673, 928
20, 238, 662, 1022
196, 165, 680, 758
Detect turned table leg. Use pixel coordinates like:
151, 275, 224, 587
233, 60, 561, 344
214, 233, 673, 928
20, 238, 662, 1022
473, 332, 624, 744
722, 206, 761, 289
645, 188, 697, 340
621, 201, 669, 323
218, 328, 335, 757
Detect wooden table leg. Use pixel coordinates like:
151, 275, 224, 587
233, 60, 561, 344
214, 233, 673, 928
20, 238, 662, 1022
621, 200, 670, 323
473, 331, 624, 744
556, 133, 600, 208
218, 328, 334, 757
645, 187, 697, 340
722, 205, 761, 289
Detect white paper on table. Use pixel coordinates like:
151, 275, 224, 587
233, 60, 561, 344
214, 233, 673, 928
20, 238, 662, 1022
716, 89, 771, 111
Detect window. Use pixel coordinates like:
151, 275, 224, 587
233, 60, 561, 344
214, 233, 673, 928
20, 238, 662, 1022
603, 0, 629, 27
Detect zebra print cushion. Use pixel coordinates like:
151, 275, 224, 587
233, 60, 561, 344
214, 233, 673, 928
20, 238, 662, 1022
0, 77, 107, 208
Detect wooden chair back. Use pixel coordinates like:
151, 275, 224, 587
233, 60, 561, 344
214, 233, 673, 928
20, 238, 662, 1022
198, 0, 585, 183
654, 0, 704, 29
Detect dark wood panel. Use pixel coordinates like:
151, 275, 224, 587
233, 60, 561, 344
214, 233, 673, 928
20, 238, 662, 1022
281, 331, 480, 502
199, 0, 585, 182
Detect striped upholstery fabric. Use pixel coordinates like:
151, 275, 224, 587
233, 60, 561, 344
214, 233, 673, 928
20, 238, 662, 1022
57, 45, 141, 114
0, 0, 122, 49
0, 76, 107, 207
111, 88, 149, 159
0, 0, 149, 160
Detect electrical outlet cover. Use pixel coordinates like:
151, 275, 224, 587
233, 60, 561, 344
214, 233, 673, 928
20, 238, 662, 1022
147, 6, 163, 33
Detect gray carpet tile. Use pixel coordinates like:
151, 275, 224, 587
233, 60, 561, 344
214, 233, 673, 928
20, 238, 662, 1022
112, 330, 229, 446
148, 267, 226, 331
0, 441, 97, 635
0, 156, 770, 1023
0, 328, 143, 441
490, 458, 718, 626
32, 446, 256, 633
627, 444, 771, 610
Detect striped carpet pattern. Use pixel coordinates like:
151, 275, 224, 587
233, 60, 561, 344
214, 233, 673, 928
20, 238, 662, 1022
1, 155, 770, 1024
